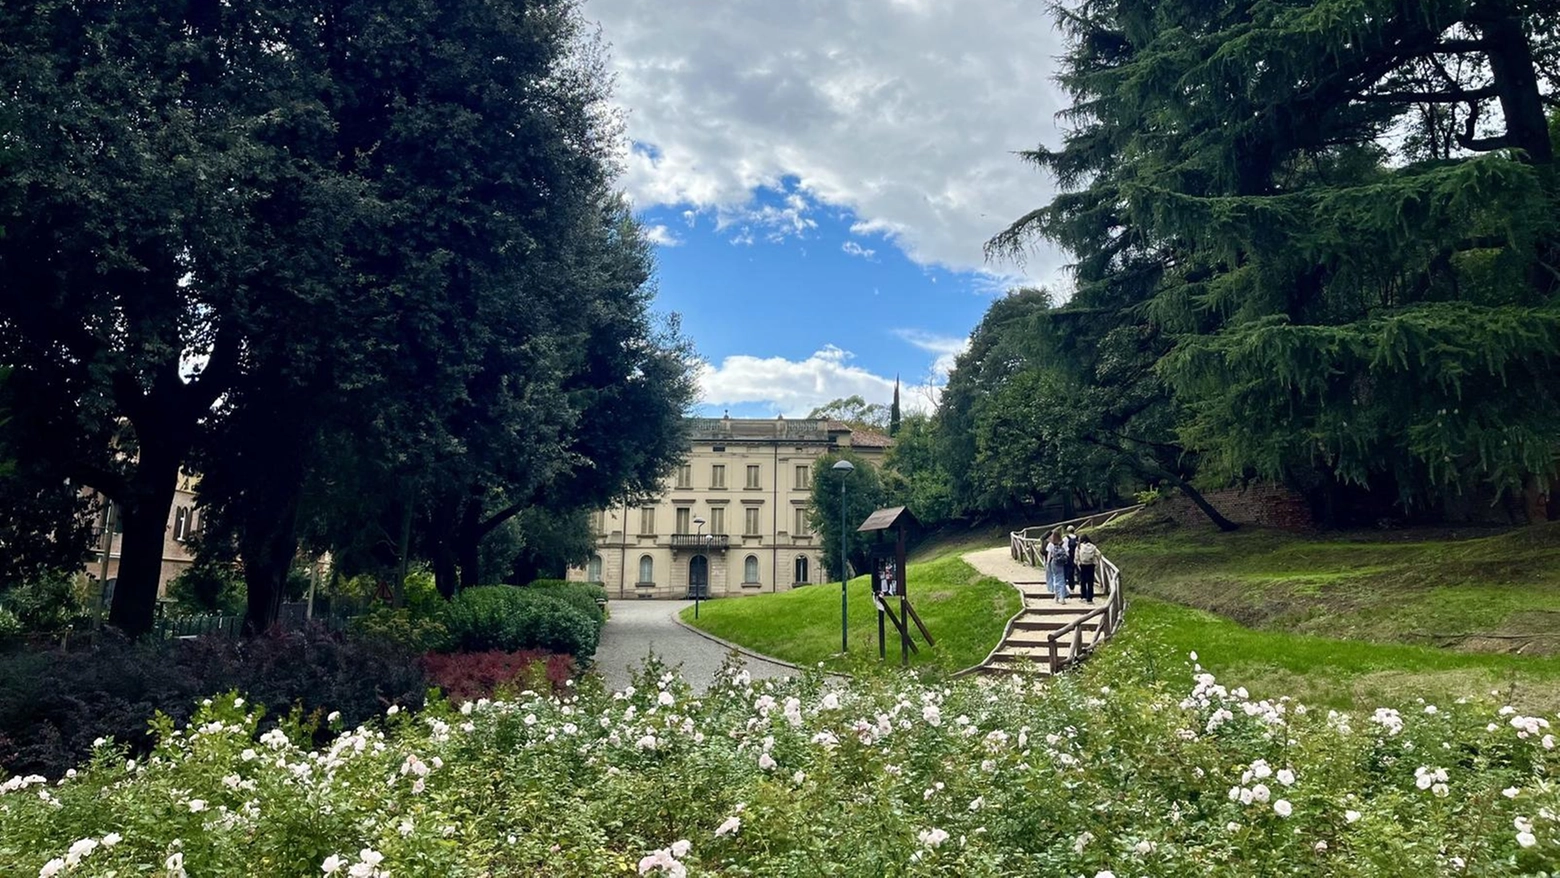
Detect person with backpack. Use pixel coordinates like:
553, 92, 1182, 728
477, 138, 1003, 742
1074, 534, 1100, 604
1045, 529, 1069, 603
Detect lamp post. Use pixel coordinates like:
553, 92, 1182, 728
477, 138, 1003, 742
831, 459, 855, 654
692, 515, 706, 619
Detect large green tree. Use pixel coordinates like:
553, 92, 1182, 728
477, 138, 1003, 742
808, 451, 889, 581
996, 0, 1560, 522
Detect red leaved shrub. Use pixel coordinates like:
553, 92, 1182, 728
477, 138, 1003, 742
419, 649, 574, 701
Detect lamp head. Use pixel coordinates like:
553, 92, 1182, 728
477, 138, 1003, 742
831, 459, 855, 472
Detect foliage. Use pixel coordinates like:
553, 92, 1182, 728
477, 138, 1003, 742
993, 0, 1560, 518
346, 608, 452, 656
807, 395, 892, 433
682, 552, 1021, 672
807, 451, 890, 581
439, 587, 601, 660
0, 630, 425, 778
419, 650, 575, 701
882, 412, 956, 525
6, 656, 1560, 874
164, 558, 246, 618
0, 571, 89, 633
0, 606, 21, 638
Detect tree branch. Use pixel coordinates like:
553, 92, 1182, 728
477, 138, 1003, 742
1354, 85, 1498, 103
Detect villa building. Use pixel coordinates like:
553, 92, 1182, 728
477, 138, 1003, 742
84, 470, 201, 598
568, 416, 891, 599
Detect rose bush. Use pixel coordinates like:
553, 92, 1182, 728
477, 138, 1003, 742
1, 651, 1558, 876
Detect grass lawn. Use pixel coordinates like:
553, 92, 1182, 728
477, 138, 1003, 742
1095, 597, 1560, 712
1097, 516, 1560, 656
679, 552, 1021, 673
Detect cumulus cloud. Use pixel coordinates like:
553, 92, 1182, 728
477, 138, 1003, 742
590, 0, 1070, 280
841, 240, 876, 260
643, 224, 684, 247
697, 346, 895, 417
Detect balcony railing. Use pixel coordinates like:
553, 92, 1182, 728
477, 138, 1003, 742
670, 533, 729, 550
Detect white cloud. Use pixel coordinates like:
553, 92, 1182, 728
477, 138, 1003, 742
698, 344, 950, 417
590, 0, 1070, 281
841, 240, 876, 260
643, 224, 684, 247
892, 328, 968, 381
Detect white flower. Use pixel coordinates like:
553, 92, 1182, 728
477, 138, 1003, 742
38, 858, 66, 878
1095, 872, 1116, 878
165, 852, 187, 877
102, 833, 121, 848
1504, 787, 1521, 798
1274, 799, 1293, 818
1518, 831, 1537, 848
1276, 768, 1295, 786
1314, 840, 1328, 852
715, 815, 741, 837
1345, 810, 1361, 823
917, 828, 950, 849
792, 770, 806, 785
187, 799, 208, 813
670, 839, 691, 857
327, 711, 341, 723
359, 848, 384, 867
657, 691, 675, 707
757, 752, 777, 771
820, 692, 841, 710
386, 705, 400, 716
968, 796, 985, 812
921, 704, 942, 726
240, 749, 257, 762
322, 854, 345, 874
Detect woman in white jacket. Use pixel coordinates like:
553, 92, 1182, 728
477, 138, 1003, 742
1074, 535, 1100, 604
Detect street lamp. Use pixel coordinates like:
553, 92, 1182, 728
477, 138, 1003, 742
692, 515, 707, 619
831, 459, 855, 654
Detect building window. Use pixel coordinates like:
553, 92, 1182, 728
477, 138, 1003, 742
744, 555, 760, 584
710, 507, 725, 535
795, 465, 810, 490
794, 556, 810, 584
587, 555, 603, 582
794, 507, 808, 536
746, 465, 760, 488
744, 507, 760, 536
676, 464, 692, 489
711, 464, 726, 489
639, 507, 656, 535
173, 506, 189, 542
675, 507, 691, 535
593, 510, 606, 533
639, 555, 654, 584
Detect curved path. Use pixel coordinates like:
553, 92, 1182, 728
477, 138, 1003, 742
592, 599, 800, 693
962, 546, 1106, 674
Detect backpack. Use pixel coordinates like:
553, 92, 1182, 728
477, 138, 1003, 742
1076, 542, 1099, 565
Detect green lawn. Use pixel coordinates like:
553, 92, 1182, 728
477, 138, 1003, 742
1097, 517, 1560, 655
1093, 597, 1560, 712
679, 552, 1021, 673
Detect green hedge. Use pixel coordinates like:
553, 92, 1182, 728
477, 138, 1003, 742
523, 579, 606, 623
440, 586, 600, 660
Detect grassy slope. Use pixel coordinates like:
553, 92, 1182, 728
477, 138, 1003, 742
1085, 514, 1560, 711
679, 552, 1021, 673
1100, 517, 1560, 655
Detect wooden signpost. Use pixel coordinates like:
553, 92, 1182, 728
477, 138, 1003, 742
858, 506, 932, 666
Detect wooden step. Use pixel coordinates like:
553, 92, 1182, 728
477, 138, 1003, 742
1011, 617, 1103, 631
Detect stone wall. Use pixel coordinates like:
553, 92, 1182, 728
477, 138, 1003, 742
1161, 483, 1314, 530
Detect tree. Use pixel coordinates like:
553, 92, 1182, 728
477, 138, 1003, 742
808, 396, 891, 433
889, 377, 902, 437
808, 452, 888, 581
994, 0, 1560, 522
882, 412, 955, 525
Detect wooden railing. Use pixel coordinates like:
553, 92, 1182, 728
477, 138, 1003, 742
1008, 505, 1140, 674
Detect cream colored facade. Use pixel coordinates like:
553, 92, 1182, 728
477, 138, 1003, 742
568, 416, 890, 599
84, 472, 201, 598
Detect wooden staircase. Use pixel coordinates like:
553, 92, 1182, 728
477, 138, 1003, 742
961, 508, 1137, 677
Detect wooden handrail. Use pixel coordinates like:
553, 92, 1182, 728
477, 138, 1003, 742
1042, 554, 1124, 673
1010, 504, 1142, 564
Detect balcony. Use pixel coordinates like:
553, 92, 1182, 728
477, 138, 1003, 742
670, 533, 729, 550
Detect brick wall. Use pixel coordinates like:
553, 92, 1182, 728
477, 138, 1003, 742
1161, 483, 1314, 530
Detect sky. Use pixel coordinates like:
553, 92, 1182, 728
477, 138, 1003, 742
586, 0, 1072, 418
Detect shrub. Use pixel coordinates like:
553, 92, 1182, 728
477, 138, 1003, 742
0, 570, 90, 632
522, 578, 606, 623
440, 586, 600, 659
0, 629, 425, 778
347, 606, 451, 654
0, 605, 20, 637
165, 558, 247, 616
420, 649, 574, 700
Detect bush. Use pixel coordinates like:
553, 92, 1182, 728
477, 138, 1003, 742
523, 578, 607, 623
347, 606, 451, 654
420, 649, 574, 700
0, 570, 90, 632
440, 586, 601, 659
165, 558, 247, 616
0, 628, 426, 778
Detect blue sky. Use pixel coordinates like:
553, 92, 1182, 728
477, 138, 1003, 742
589, 0, 1072, 417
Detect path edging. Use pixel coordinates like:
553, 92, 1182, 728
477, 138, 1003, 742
951, 556, 1032, 678
669, 608, 815, 674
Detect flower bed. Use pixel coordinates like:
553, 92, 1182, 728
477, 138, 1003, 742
2, 654, 1558, 875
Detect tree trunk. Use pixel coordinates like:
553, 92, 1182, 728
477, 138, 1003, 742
1483, 15, 1553, 166
240, 489, 303, 636
456, 501, 484, 589
106, 445, 181, 636
1176, 480, 1239, 532
433, 542, 459, 599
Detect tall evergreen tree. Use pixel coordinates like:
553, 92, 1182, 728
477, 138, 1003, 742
889, 376, 902, 437
996, 0, 1560, 521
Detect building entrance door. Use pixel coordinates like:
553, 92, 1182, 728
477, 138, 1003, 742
688, 555, 709, 599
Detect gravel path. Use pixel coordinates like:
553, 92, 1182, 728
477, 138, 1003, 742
591, 600, 800, 694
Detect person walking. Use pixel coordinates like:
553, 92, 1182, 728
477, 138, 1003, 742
1063, 526, 1080, 590
1045, 529, 1069, 603
1074, 534, 1100, 604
